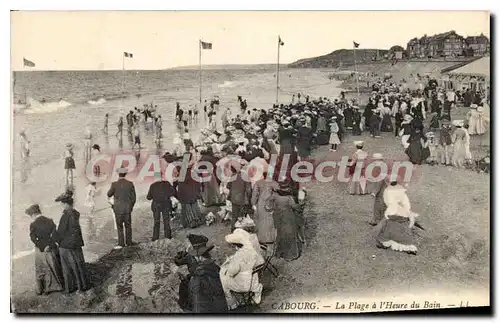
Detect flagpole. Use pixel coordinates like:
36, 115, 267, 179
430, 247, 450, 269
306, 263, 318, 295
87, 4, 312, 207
199, 39, 202, 105
353, 45, 360, 103
122, 53, 125, 105
276, 36, 280, 104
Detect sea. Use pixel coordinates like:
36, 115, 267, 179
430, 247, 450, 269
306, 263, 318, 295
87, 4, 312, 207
11, 67, 342, 294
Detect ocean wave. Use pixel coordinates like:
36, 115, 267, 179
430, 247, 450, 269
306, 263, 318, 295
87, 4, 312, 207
87, 98, 107, 105
22, 97, 72, 114
218, 81, 236, 88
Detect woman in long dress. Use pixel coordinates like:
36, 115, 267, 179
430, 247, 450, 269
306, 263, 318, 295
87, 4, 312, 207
399, 115, 413, 149
251, 176, 278, 245
467, 105, 488, 135
199, 148, 224, 207
369, 109, 381, 138
375, 181, 419, 255
219, 229, 263, 309
265, 180, 303, 261
54, 191, 90, 293
25, 204, 64, 295
451, 121, 468, 168
379, 103, 394, 133
348, 141, 368, 195
176, 155, 205, 228
405, 129, 429, 165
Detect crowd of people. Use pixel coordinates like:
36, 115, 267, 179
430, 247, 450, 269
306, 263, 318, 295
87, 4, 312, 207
23, 74, 490, 312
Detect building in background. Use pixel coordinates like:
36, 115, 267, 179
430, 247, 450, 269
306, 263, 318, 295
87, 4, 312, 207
406, 31, 468, 58
465, 34, 490, 57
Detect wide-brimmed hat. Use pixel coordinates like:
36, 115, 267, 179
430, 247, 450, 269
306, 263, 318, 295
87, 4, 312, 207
354, 140, 364, 147
426, 132, 435, 138
403, 114, 413, 121
55, 190, 74, 204
225, 229, 251, 246
116, 167, 128, 175
183, 133, 191, 140
372, 153, 383, 160
452, 120, 464, 127
25, 204, 41, 216
66, 143, 74, 149
187, 234, 214, 256
477, 106, 484, 112
470, 104, 478, 109
235, 216, 256, 229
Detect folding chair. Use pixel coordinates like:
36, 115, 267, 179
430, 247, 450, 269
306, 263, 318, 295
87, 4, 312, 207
231, 264, 264, 308
259, 242, 279, 277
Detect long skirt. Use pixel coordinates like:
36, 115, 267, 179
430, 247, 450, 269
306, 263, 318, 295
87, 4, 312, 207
380, 115, 394, 132
201, 174, 224, 207
375, 216, 417, 254
401, 135, 410, 149
59, 247, 90, 293
35, 248, 64, 295
316, 131, 329, 145
329, 133, 340, 145
180, 202, 205, 228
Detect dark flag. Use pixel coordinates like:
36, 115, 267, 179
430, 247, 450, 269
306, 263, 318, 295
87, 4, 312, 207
23, 58, 35, 67
279, 36, 284, 46
201, 41, 212, 50
353, 41, 360, 48
124, 52, 134, 58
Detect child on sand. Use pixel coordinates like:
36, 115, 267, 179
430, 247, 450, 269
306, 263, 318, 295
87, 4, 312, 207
132, 125, 141, 149
64, 143, 75, 190
84, 182, 98, 240
329, 116, 340, 151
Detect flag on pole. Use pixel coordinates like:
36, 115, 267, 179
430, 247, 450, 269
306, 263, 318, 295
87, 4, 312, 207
353, 41, 360, 48
23, 58, 35, 67
124, 52, 134, 58
201, 41, 212, 50
279, 36, 284, 46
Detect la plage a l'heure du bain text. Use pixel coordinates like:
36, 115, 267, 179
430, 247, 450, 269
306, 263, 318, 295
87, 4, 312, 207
334, 300, 442, 311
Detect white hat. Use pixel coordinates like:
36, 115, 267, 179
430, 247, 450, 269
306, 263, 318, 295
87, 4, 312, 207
452, 120, 464, 127
403, 114, 413, 121
235, 216, 256, 229
372, 153, 383, 160
183, 133, 190, 140
470, 104, 478, 109
477, 106, 484, 112
225, 228, 251, 245
354, 140, 364, 147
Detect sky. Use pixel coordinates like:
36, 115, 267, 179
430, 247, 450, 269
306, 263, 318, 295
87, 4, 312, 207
11, 11, 490, 71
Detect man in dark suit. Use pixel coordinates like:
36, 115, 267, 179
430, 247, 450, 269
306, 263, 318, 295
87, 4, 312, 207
107, 168, 136, 249
146, 171, 177, 241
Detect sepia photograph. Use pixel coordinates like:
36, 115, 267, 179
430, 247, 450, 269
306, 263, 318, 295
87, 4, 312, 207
10, 10, 491, 314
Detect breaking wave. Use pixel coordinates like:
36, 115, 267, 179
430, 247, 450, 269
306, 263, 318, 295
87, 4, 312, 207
22, 97, 72, 114
88, 98, 107, 105
218, 81, 236, 88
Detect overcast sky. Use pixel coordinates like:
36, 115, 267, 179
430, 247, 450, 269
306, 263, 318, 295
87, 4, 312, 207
11, 11, 490, 70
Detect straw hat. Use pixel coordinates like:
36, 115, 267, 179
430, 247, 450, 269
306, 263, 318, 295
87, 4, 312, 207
403, 114, 413, 122
66, 143, 74, 149
372, 153, 383, 160
452, 120, 464, 127
116, 167, 129, 175
225, 228, 252, 246
477, 106, 484, 112
470, 104, 478, 109
354, 140, 364, 147
235, 217, 256, 229
183, 133, 191, 140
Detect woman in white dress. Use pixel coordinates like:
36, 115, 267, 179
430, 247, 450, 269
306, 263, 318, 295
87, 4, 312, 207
467, 105, 488, 135
219, 229, 263, 309
451, 120, 468, 168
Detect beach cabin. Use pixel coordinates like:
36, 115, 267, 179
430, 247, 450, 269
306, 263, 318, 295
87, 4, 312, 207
440, 56, 490, 92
